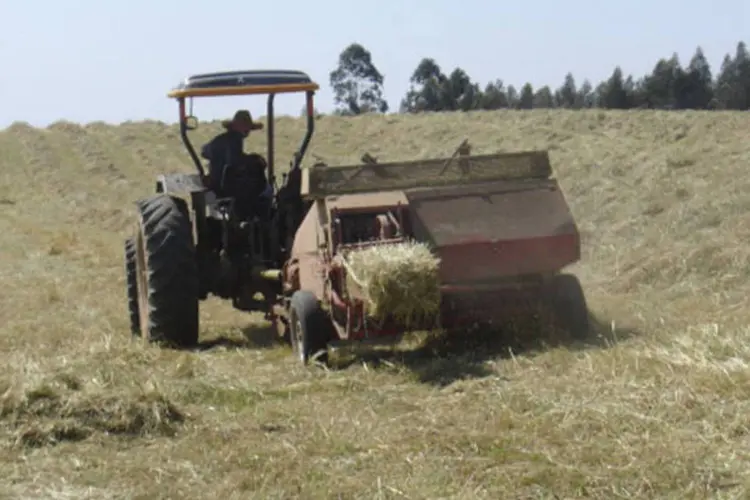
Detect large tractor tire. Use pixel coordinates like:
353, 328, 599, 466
289, 290, 332, 365
133, 194, 200, 348
544, 273, 591, 341
124, 237, 140, 335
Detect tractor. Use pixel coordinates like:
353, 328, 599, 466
125, 68, 590, 365
125, 69, 317, 350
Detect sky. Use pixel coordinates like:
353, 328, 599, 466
1, 0, 747, 128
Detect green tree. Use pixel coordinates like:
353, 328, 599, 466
533, 86, 555, 108
681, 47, 714, 108
599, 67, 631, 109
623, 75, 641, 107
739, 42, 750, 109
401, 60, 483, 112
640, 54, 684, 108
392, 38, 750, 113
400, 58, 447, 112
555, 73, 578, 108
506, 85, 520, 108
716, 41, 750, 109
714, 54, 737, 108
444, 68, 482, 111
577, 79, 595, 108
329, 43, 389, 115
478, 80, 509, 109
518, 83, 534, 109
628, 77, 650, 108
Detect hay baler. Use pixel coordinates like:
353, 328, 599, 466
276, 145, 591, 363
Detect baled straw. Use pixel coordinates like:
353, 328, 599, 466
342, 240, 441, 327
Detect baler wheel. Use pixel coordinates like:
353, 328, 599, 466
289, 290, 331, 365
545, 273, 591, 341
133, 194, 200, 348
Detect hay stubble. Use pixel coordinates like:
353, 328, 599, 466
1, 109, 750, 498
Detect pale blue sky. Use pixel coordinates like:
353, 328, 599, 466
1, 0, 746, 128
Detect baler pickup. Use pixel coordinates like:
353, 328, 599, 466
300, 149, 553, 198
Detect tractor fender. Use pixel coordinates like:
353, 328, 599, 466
155, 173, 225, 221
155, 173, 207, 196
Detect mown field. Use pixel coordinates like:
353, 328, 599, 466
1, 109, 750, 499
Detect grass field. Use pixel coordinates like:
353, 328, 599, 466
1, 108, 750, 499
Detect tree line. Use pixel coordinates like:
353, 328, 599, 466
328, 40, 750, 115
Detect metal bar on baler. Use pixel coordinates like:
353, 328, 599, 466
303, 150, 553, 198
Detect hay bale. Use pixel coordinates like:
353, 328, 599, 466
343, 240, 441, 327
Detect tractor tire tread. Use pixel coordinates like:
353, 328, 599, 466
124, 237, 140, 335
135, 194, 199, 348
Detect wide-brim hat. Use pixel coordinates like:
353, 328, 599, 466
222, 109, 263, 130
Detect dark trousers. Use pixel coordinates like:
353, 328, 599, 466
215, 166, 268, 220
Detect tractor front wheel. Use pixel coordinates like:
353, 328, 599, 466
133, 194, 200, 348
289, 290, 331, 365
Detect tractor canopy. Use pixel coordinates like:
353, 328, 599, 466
167, 69, 320, 184
167, 69, 319, 98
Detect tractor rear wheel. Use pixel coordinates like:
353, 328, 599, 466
544, 273, 590, 341
289, 290, 331, 365
133, 194, 200, 348
124, 237, 140, 335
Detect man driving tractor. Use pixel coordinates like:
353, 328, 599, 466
200, 109, 272, 220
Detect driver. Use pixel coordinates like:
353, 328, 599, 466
200, 110, 270, 219
241, 151, 273, 217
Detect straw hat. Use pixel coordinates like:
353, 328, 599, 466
222, 109, 263, 130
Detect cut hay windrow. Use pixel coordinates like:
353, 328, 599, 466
341, 240, 441, 327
